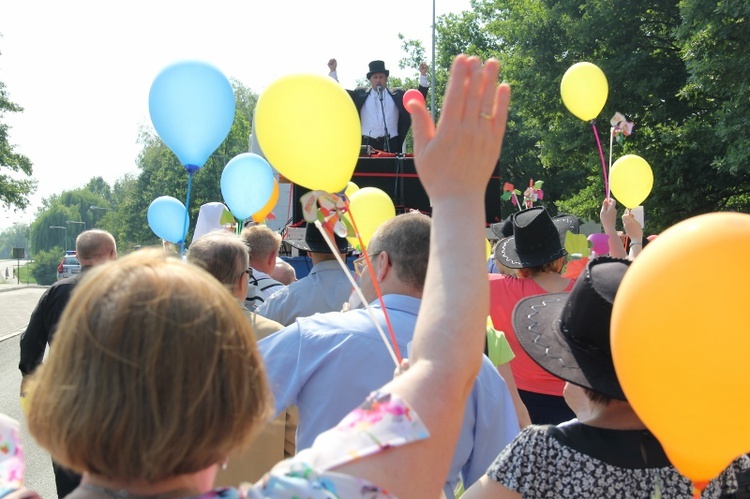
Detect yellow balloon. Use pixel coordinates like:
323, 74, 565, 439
256, 74, 361, 193
345, 181, 360, 197
345, 187, 396, 250
610, 154, 654, 208
251, 179, 279, 223
560, 62, 609, 121
611, 212, 750, 485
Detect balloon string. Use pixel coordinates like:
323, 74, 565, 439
312, 220, 400, 367
344, 200, 403, 363
180, 171, 194, 256
591, 121, 609, 198
608, 126, 615, 200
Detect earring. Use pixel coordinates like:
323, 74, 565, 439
221, 460, 228, 471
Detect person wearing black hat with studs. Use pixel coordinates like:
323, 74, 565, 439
328, 58, 429, 153
463, 257, 750, 498
257, 223, 353, 326
488, 206, 579, 425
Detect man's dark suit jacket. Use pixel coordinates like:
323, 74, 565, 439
347, 84, 428, 152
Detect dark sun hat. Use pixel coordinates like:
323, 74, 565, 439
491, 212, 580, 245
512, 256, 632, 400
287, 223, 350, 254
366, 60, 390, 79
494, 207, 568, 269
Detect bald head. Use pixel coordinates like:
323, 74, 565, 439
75, 230, 117, 267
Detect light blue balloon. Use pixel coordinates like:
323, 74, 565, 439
147, 196, 188, 243
220, 153, 276, 220
148, 61, 235, 172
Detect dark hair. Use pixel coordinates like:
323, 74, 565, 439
583, 387, 613, 406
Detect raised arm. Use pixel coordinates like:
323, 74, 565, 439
334, 55, 510, 498
327, 58, 338, 82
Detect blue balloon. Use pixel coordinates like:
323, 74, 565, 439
147, 196, 188, 243
149, 61, 235, 172
220, 153, 276, 220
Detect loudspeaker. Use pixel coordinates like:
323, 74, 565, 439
291, 156, 501, 225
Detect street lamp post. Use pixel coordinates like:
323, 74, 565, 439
66, 221, 86, 242
49, 225, 68, 252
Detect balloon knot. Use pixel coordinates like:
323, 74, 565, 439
184, 164, 201, 174
692, 480, 708, 498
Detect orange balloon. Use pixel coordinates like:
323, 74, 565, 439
252, 179, 279, 223
611, 212, 750, 484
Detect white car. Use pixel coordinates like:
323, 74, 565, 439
57, 251, 81, 280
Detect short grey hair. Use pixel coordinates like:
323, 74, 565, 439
368, 212, 431, 290
187, 231, 248, 289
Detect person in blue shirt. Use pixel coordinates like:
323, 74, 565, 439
259, 212, 520, 498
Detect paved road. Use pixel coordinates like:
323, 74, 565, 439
0, 285, 57, 498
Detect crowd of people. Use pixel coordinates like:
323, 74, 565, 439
6, 54, 749, 499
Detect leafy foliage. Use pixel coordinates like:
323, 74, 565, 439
423, 0, 750, 231
0, 222, 29, 259
29, 245, 63, 285
0, 74, 37, 211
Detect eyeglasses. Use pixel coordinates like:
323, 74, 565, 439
354, 251, 383, 276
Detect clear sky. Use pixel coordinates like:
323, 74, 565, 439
0, 0, 472, 230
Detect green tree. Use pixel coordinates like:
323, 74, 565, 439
29, 246, 63, 285
0, 222, 29, 259
429, 0, 750, 231
676, 0, 750, 177
0, 53, 37, 211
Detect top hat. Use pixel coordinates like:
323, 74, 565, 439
367, 60, 390, 79
286, 223, 350, 254
494, 207, 567, 269
512, 257, 632, 400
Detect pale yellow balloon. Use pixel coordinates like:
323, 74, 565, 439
560, 62, 608, 121
611, 212, 750, 485
345, 182, 360, 197
345, 187, 396, 250
256, 74, 361, 193
610, 154, 654, 209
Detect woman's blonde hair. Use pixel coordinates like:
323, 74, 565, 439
27, 249, 272, 482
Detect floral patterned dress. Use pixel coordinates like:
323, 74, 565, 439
487, 423, 750, 498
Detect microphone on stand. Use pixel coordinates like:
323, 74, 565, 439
377, 85, 390, 153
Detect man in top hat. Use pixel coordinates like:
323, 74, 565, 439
328, 58, 429, 153
257, 223, 353, 326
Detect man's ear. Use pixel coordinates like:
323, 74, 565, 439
376, 251, 391, 282
266, 250, 278, 268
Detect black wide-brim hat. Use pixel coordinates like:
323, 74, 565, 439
494, 207, 568, 269
491, 213, 580, 245
512, 256, 632, 400
367, 60, 390, 79
287, 223, 350, 254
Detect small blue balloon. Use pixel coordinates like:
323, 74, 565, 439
147, 196, 188, 243
149, 61, 235, 172
220, 153, 276, 220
